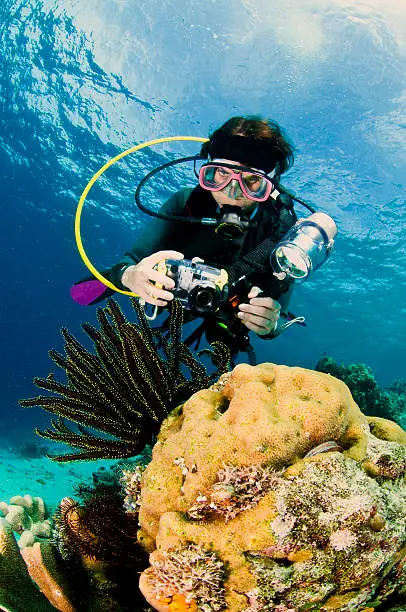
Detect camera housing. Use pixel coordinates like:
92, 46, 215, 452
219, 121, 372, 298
160, 258, 229, 315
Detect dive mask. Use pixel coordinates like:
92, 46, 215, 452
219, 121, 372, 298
199, 160, 275, 202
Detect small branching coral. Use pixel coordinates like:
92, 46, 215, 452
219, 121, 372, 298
19, 298, 231, 462
120, 464, 146, 514
143, 543, 227, 612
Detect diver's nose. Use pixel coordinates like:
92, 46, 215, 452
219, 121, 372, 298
227, 179, 243, 198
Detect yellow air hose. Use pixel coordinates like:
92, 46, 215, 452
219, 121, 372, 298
75, 136, 208, 296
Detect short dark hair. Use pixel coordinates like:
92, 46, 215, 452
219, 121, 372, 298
201, 115, 294, 175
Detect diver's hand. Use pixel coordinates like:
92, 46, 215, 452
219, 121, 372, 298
121, 250, 184, 306
237, 286, 281, 336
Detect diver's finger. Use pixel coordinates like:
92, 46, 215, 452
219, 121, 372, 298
239, 305, 277, 321
239, 318, 265, 334
248, 295, 281, 310
146, 267, 176, 289
247, 286, 263, 299
238, 313, 276, 335
140, 296, 170, 307
145, 250, 184, 265
239, 302, 280, 319
138, 285, 173, 306
143, 281, 174, 301
238, 311, 269, 329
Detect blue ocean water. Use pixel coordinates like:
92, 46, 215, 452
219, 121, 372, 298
1, 0, 405, 446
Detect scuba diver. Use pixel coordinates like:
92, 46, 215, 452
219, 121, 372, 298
72, 116, 337, 364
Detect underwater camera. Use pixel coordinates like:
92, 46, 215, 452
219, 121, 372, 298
156, 258, 229, 315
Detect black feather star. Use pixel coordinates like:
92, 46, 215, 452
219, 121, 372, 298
19, 298, 231, 462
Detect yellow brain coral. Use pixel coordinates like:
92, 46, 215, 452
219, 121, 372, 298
139, 363, 367, 541
137, 363, 406, 612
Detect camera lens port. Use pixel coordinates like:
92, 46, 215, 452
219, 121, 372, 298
189, 287, 217, 314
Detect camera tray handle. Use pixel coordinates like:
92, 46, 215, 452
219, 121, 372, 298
140, 300, 160, 321
269, 315, 306, 337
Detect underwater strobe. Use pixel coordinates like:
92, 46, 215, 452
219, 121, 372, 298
270, 212, 337, 282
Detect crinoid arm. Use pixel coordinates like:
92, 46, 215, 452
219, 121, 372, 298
20, 299, 231, 462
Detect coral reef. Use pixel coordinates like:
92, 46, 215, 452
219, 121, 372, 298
0, 495, 79, 611
137, 362, 406, 611
243, 452, 406, 610
19, 298, 230, 461
0, 518, 75, 612
11, 302, 406, 610
384, 380, 406, 430
315, 354, 406, 429
0, 480, 152, 612
0, 494, 51, 548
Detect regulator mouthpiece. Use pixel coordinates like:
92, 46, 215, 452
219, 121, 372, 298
214, 205, 252, 240
270, 212, 337, 282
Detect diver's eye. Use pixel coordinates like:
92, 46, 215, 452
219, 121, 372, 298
216, 167, 231, 178
244, 174, 261, 187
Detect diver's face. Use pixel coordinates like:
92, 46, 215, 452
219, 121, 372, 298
210, 160, 259, 212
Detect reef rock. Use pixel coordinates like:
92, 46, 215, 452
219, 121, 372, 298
137, 362, 406, 612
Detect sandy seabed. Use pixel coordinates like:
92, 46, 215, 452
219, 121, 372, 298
0, 445, 108, 511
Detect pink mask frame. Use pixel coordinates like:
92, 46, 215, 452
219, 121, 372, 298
199, 162, 274, 202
